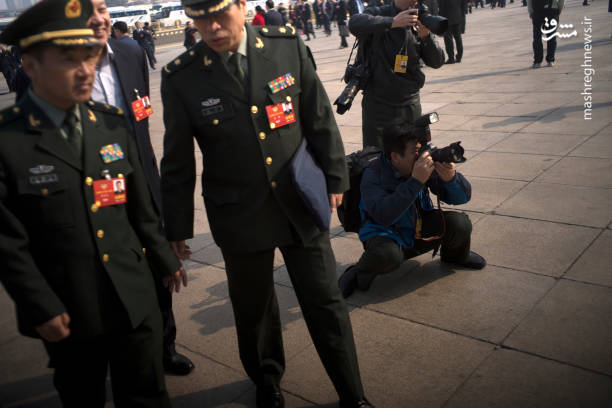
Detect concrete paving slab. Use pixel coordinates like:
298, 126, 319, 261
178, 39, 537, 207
535, 156, 612, 188
470, 215, 599, 277
429, 130, 511, 152
519, 104, 611, 135
487, 131, 589, 155
456, 116, 532, 133
504, 279, 612, 376
457, 151, 560, 181
570, 125, 612, 158
446, 177, 526, 213
446, 349, 612, 408
429, 114, 472, 131
282, 307, 494, 407
510, 92, 576, 106
454, 92, 521, 104
166, 351, 252, 408
436, 102, 501, 116
356, 263, 555, 343
482, 102, 560, 118
565, 229, 612, 287
496, 182, 612, 228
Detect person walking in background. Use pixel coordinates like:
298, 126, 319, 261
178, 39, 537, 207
184, 21, 198, 48
143, 22, 157, 67
528, 0, 564, 68
133, 22, 156, 69
298, 0, 316, 40
439, 0, 466, 63
335, 0, 350, 48
112, 21, 138, 44
277, 2, 289, 24
252, 5, 266, 25
264, 0, 284, 25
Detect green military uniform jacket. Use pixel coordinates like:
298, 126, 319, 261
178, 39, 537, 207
161, 24, 349, 251
0, 94, 181, 338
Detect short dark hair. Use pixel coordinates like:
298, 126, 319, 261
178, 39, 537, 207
266, 0, 274, 8
112, 21, 128, 34
382, 120, 418, 159
255, 5, 264, 12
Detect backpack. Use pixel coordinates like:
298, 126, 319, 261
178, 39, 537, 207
337, 146, 382, 232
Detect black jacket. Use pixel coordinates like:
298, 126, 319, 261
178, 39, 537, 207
265, 9, 284, 25
349, 3, 445, 104
108, 38, 162, 213
438, 0, 466, 25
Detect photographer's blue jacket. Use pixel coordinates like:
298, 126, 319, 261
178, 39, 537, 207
359, 153, 471, 248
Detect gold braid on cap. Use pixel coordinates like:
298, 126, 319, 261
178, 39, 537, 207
20, 29, 94, 48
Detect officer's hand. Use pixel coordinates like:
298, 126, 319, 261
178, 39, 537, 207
434, 162, 456, 182
171, 240, 192, 260
412, 152, 435, 184
415, 20, 430, 38
164, 266, 188, 293
392, 9, 419, 28
329, 193, 343, 212
35, 313, 71, 342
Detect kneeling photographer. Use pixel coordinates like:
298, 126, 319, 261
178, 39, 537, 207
338, 121, 486, 298
348, 0, 446, 148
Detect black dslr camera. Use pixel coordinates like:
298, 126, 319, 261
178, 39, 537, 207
414, 0, 448, 35
416, 112, 466, 163
334, 63, 369, 115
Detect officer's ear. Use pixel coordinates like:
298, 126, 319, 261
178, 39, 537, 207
21, 46, 47, 78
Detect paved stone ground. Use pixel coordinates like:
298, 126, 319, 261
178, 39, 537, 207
1, 1, 611, 407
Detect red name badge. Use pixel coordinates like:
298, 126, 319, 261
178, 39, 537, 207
93, 178, 127, 207
131, 96, 153, 122
265, 102, 296, 130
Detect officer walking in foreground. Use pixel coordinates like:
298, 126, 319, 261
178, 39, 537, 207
0, 0, 186, 405
160, 0, 372, 406
349, 0, 445, 148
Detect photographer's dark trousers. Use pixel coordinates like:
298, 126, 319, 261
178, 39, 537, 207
532, 9, 559, 64
354, 211, 472, 291
221, 231, 365, 404
362, 93, 421, 149
444, 24, 463, 62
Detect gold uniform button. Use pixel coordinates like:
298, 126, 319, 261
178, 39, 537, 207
270, 181, 277, 188
88, 100, 94, 106
189, 50, 195, 56
251, 105, 258, 114
266, 157, 272, 165
270, 123, 276, 129
279, 27, 286, 33
12, 106, 20, 114
286, 96, 291, 102
85, 177, 93, 186
213, 119, 219, 125
259, 132, 266, 140
142, 247, 147, 254
117, 173, 124, 179
97, 229, 104, 239
262, 27, 269, 33
41, 188, 49, 196
102, 254, 109, 262
91, 203, 99, 213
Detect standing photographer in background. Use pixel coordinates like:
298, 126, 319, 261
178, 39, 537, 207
348, 0, 445, 149
338, 121, 486, 298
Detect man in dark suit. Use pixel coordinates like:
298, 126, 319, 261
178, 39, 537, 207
160, 0, 373, 406
88, 0, 195, 375
184, 21, 198, 49
439, 0, 466, 63
264, 0, 284, 25
0, 0, 186, 405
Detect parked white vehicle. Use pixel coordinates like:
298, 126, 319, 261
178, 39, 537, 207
109, 6, 151, 27
151, 2, 191, 27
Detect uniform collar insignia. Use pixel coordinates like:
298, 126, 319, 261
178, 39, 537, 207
29, 164, 55, 174
88, 109, 96, 122
204, 55, 213, 66
255, 37, 264, 49
202, 98, 221, 107
28, 113, 41, 127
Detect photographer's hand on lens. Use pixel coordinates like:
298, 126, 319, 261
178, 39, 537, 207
391, 9, 419, 28
412, 152, 435, 184
434, 162, 456, 182
415, 20, 431, 38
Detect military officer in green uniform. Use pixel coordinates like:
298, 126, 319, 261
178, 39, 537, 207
0, 0, 186, 406
160, 0, 373, 406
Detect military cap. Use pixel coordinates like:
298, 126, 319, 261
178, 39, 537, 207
182, 0, 236, 19
0, 0, 99, 51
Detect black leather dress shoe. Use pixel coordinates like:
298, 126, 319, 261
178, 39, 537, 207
443, 251, 486, 270
338, 265, 358, 298
256, 385, 284, 408
445, 58, 455, 64
163, 352, 195, 375
339, 397, 375, 408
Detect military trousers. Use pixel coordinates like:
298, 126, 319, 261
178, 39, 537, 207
355, 211, 472, 290
221, 231, 365, 404
532, 9, 559, 64
43, 309, 169, 408
361, 93, 422, 149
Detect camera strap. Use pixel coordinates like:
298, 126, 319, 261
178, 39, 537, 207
414, 187, 446, 243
